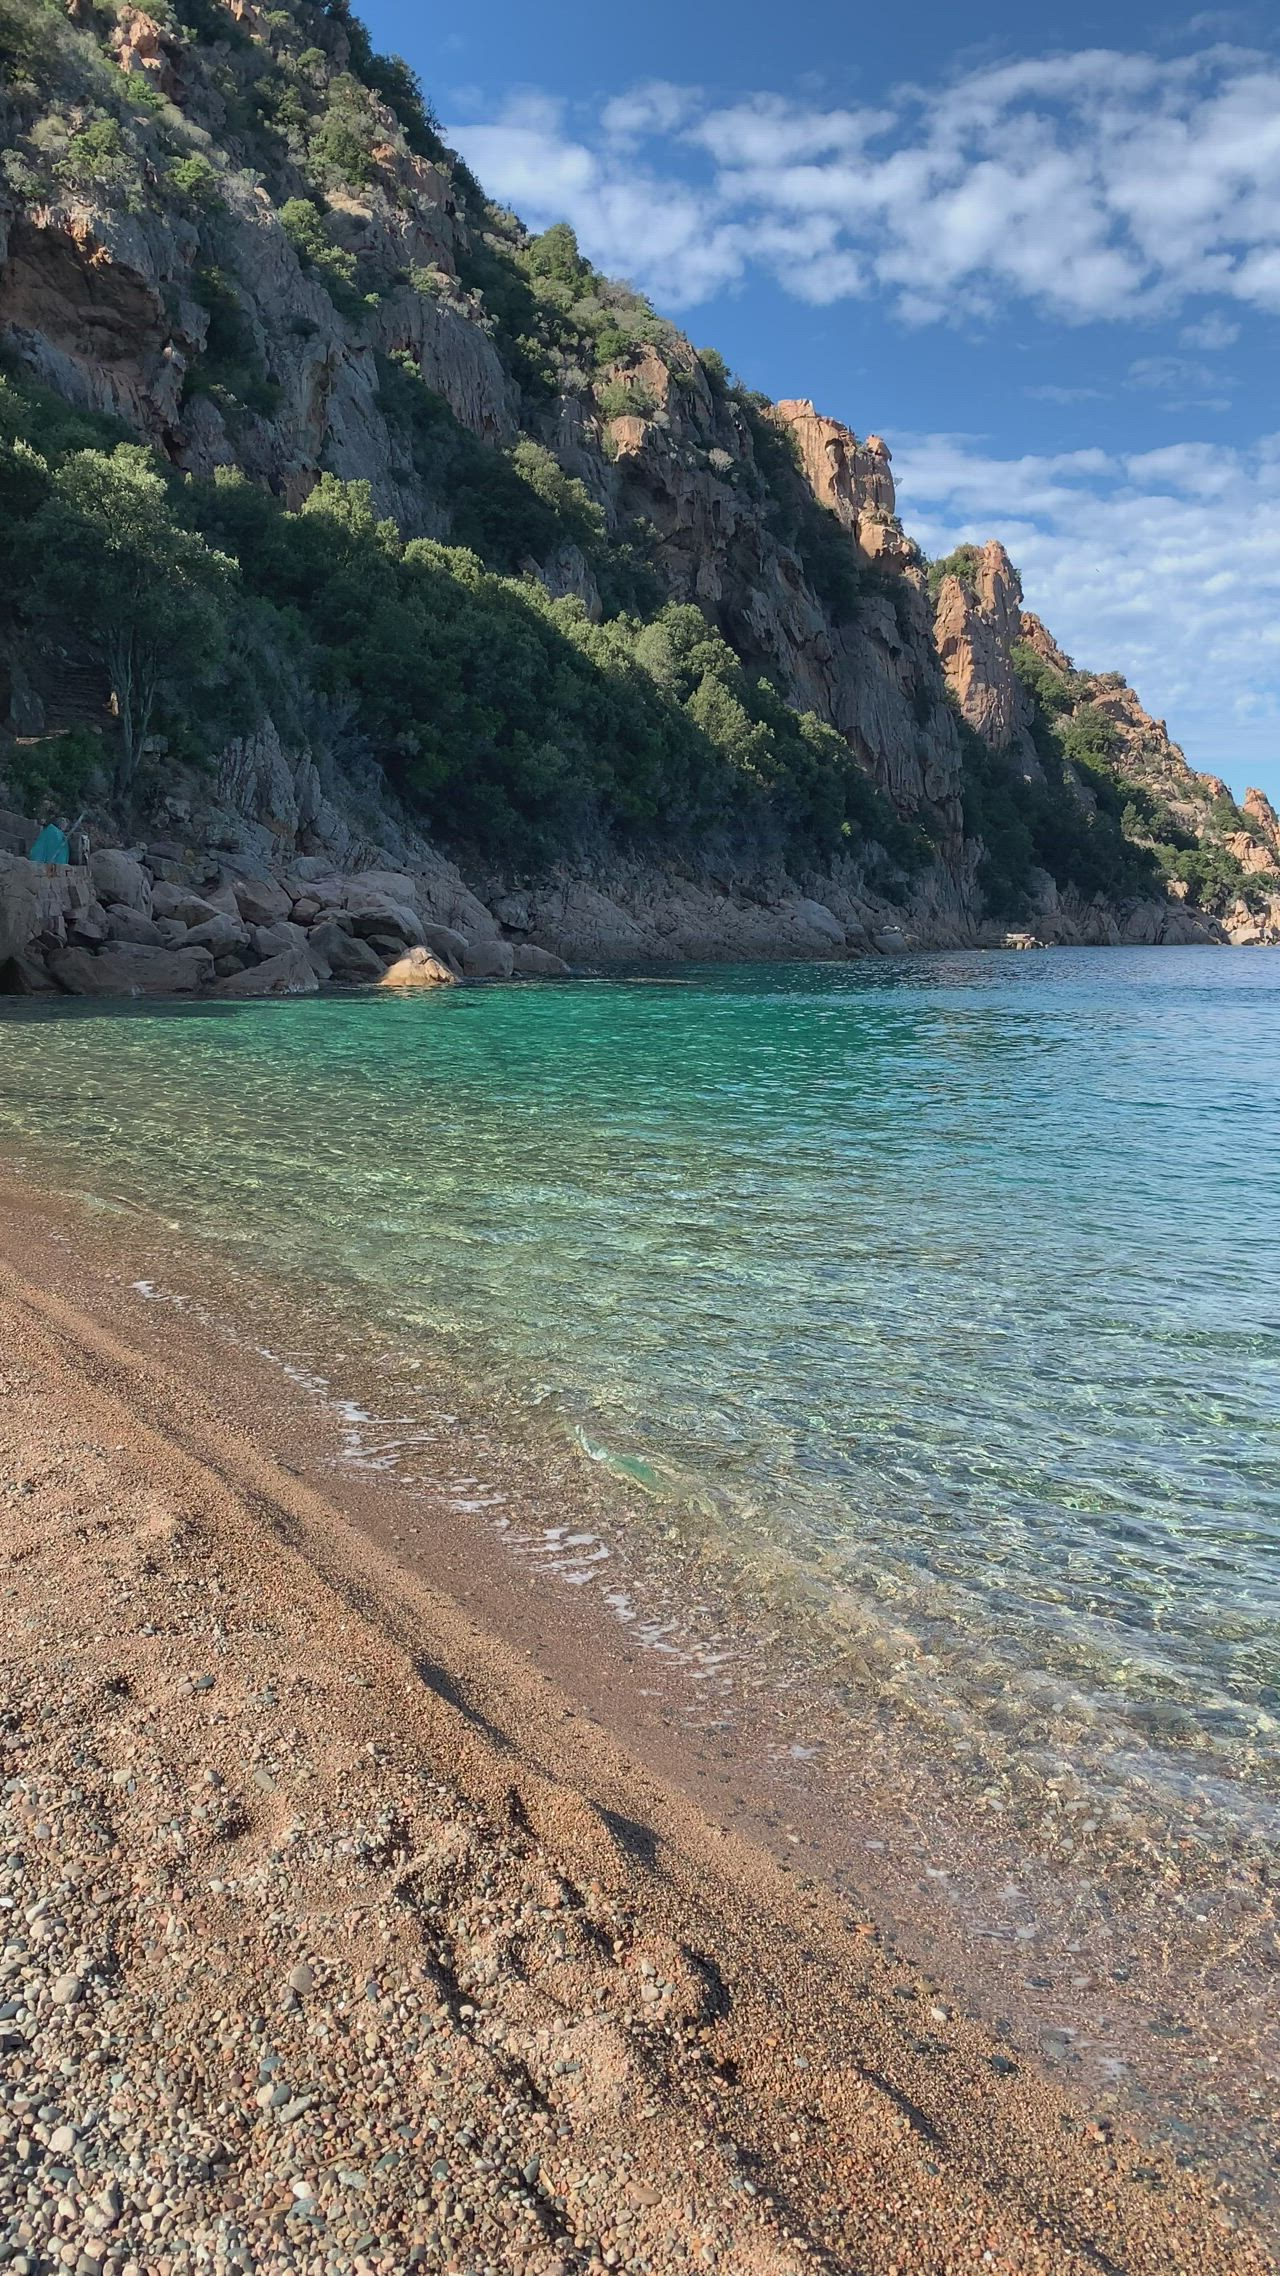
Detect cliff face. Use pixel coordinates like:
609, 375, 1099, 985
933, 543, 1038, 768
0, 0, 1272, 980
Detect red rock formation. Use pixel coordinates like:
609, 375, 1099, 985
110, 6, 184, 98
1018, 613, 1074, 677
772, 400, 908, 566
1243, 785, 1280, 855
933, 542, 1036, 759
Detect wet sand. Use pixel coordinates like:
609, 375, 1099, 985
0, 1177, 1274, 2273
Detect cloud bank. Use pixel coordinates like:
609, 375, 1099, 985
449, 48, 1280, 322
893, 433, 1280, 777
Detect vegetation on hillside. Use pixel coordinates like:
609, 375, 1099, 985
995, 644, 1280, 918
0, 363, 918, 869
0, 0, 1268, 928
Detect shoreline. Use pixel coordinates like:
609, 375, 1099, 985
0, 1168, 1276, 2270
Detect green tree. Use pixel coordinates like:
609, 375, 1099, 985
34, 445, 234, 792
279, 197, 362, 314
168, 152, 224, 213
926, 545, 981, 603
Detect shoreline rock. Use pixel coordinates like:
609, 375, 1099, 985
378, 944, 458, 988
1, 834, 1267, 1007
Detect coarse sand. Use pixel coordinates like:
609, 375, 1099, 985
0, 1236, 1274, 2275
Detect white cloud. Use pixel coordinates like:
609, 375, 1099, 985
1126, 353, 1233, 411
600, 81, 700, 142
448, 46, 1280, 322
1180, 312, 1242, 347
892, 431, 1280, 784
1026, 384, 1107, 403
447, 99, 747, 305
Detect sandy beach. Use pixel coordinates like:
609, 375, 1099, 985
0, 1181, 1272, 2276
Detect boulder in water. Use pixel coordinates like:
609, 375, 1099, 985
513, 943, 570, 977
49, 943, 213, 997
211, 949, 318, 998
462, 938, 515, 980
379, 946, 457, 989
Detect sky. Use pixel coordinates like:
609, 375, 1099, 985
360, 0, 1280, 807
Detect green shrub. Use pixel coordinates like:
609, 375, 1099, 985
1060, 704, 1120, 772
1011, 640, 1070, 716
279, 196, 362, 315
698, 346, 730, 395
170, 0, 249, 44
168, 150, 223, 211
3, 725, 103, 816
311, 104, 374, 186
926, 545, 981, 602
360, 50, 448, 163
58, 116, 135, 198
0, 0, 66, 82
1210, 791, 1248, 837
377, 355, 604, 571
595, 375, 658, 421
185, 266, 279, 414
509, 441, 604, 551
1154, 841, 1248, 915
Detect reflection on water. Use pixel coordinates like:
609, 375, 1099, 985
1, 948, 1277, 1850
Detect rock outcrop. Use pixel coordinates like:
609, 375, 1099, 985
379, 945, 457, 988
1243, 787, 1280, 858
933, 544, 1037, 764
772, 402, 907, 568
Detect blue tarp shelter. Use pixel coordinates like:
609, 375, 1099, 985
29, 823, 69, 865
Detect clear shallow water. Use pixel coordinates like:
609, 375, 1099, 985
2, 948, 1278, 1835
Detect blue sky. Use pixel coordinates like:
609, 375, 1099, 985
361, 0, 1280, 807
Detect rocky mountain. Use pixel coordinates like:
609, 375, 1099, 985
0, 0, 1275, 996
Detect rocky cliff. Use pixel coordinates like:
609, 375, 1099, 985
0, 0, 1273, 997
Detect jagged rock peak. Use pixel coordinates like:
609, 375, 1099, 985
1018, 612, 1074, 677
1244, 786, 1280, 852
772, 400, 901, 559
933, 540, 1035, 757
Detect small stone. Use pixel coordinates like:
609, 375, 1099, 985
49, 2123, 76, 2154
287, 1963, 314, 1995
50, 1974, 81, 2006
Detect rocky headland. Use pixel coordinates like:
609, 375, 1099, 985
0, 0, 1276, 994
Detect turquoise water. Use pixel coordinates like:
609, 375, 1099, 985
2, 948, 1278, 1832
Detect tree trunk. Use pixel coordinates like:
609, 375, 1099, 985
106, 631, 158, 800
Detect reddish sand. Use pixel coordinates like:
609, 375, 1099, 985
0, 1183, 1273, 2273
